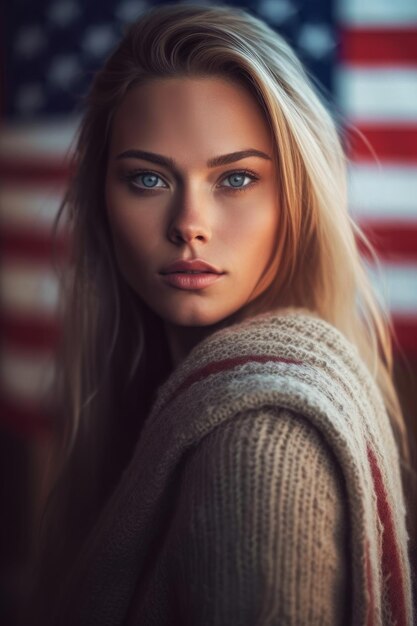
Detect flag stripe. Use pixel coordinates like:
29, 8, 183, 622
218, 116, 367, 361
336, 0, 417, 26
0, 226, 69, 263
0, 394, 53, 439
340, 27, 417, 65
0, 349, 55, 404
391, 316, 417, 355
357, 221, 417, 261
348, 164, 417, 219
1, 312, 60, 352
363, 261, 417, 316
0, 158, 71, 184
336, 68, 417, 121
336, 0, 417, 363
345, 124, 417, 162
0, 186, 67, 229
0, 118, 79, 159
0, 261, 60, 316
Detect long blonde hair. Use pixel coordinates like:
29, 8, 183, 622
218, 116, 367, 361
33, 2, 416, 616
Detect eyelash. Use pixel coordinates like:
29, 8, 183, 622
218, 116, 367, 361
121, 169, 260, 194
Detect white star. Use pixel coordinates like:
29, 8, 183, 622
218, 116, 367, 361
15, 84, 45, 115
47, 0, 81, 27
47, 55, 81, 89
257, 0, 298, 25
114, 0, 149, 23
297, 23, 336, 59
82, 24, 118, 58
15, 25, 46, 58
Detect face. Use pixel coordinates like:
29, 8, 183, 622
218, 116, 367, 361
105, 76, 280, 329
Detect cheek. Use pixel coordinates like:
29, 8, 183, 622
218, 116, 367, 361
106, 185, 155, 252
252, 188, 280, 253
228, 199, 279, 269
106, 199, 161, 281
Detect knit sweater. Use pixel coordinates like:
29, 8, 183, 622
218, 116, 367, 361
51, 307, 414, 625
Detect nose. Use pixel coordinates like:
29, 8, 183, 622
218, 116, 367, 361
167, 187, 212, 245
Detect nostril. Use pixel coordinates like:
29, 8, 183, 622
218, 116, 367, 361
171, 233, 206, 244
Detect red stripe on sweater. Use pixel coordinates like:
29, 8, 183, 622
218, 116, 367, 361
168, 355, 303, 406
365, 537, 375, 626
367, 444, 407, 625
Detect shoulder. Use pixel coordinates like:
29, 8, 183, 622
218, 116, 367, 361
177, 406, 348, 547
180, 406, 347, 505
169, 406, 351, 625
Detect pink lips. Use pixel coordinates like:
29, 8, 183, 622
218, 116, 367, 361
160, 258, 225, 290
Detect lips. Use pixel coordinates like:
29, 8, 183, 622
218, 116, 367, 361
160, 258, 224, 275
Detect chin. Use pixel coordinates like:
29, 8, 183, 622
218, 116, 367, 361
158, 302, 240, 328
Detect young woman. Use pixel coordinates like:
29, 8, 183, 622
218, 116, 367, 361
27, 3, 416, 625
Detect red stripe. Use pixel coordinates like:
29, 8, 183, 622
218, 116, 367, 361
0, 312, 61, 352
340, 27, 417, 65
345, 125, 417, 163
365, 537, 375, 626
166, 355, 303, 408
0, 226, 71, 264
0, 393, 53, 439
367, 444, 407, 625
356, 221, 417, 261
392, 316, 417, 357
0, 158, 71, 184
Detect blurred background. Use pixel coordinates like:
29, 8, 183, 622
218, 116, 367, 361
1, 0, 416, 623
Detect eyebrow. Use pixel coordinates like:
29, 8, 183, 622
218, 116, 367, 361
115, 148, 272, 169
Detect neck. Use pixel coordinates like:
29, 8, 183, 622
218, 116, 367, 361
162, 321, 224, 368
162, 298, 275, 368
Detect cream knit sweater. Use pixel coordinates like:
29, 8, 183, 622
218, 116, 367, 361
52, 307, 414, 625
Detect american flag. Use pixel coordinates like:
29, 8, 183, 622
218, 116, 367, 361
0, 0, 416, 441
337, 0, 417, 357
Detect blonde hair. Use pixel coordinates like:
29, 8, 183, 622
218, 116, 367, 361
32, 2, 416, 617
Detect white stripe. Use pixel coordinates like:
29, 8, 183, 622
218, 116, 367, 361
365, 261, 417, 316
0, 185, 67, 229
336, 0, 417, 25
0, 261, 60, 316
0, 116, 80, 159
348, 164, 417, 220
1, 349, 55, 404
335, 68, 417, 122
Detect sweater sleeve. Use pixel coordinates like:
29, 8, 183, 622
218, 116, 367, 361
167, 407, 350, 626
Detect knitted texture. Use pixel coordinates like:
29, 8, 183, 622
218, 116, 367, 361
53, 307, 414, 625
160, 407, 350, 626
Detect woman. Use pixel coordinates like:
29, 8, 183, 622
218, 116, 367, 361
27, 3, 415, 625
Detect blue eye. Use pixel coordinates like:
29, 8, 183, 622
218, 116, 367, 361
226, 173, 245, 187
141, 174, 159, 187
125, 172, 167, 191
122, 169, 259, 193
221, 171, 257, 191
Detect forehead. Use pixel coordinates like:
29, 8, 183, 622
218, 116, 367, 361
108, 76, 273, 159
